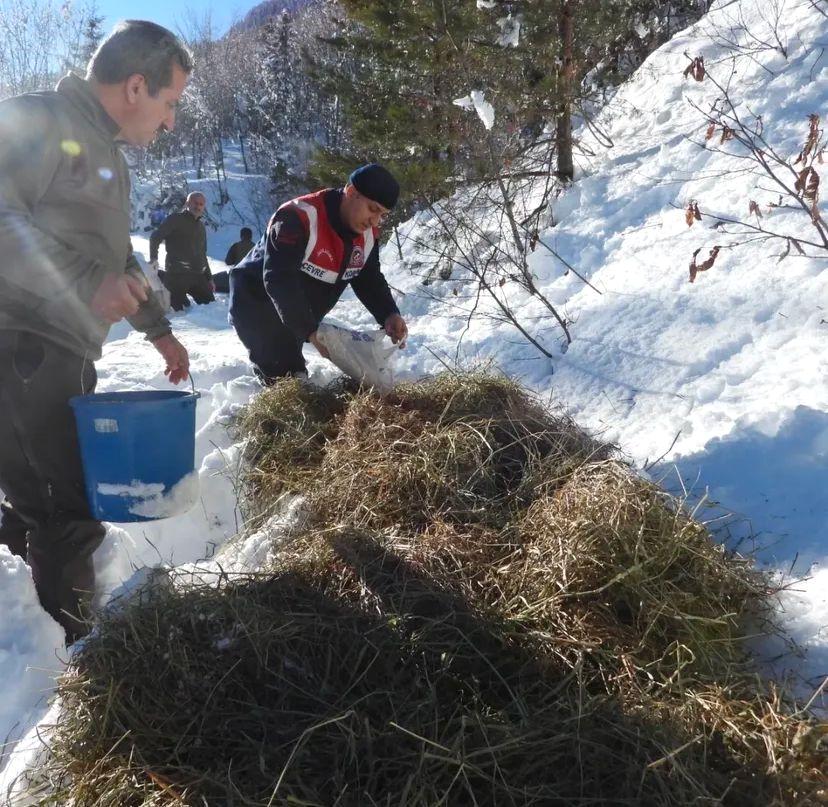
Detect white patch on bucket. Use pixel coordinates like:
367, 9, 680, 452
94, 418, 119, 433
126, 472, 200, 519
97, 481, 165, 498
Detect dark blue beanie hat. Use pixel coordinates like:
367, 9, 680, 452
349, 163, 400, 210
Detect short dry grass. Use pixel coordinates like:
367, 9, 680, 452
39, 373, 826, 806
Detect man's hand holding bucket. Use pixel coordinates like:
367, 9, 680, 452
152, 333, 190, 385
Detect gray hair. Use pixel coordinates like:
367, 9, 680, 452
87, 20, 193, 97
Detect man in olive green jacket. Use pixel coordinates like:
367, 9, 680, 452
0, 20, 192, 643
150, 191, 216, 310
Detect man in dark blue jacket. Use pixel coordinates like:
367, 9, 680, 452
229, 164, 408, 382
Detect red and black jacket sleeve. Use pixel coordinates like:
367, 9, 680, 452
262, 208, 317, 341
350, 242, 399, 327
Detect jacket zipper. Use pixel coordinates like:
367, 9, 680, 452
336, 236, 353, 282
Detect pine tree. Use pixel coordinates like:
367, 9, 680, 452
315, 0, 707, 198
77, 10, 105, 69
312, 0, 500, 199
249, 5, 345, 198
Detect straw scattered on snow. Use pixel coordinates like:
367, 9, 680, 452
39, 373, 827, 806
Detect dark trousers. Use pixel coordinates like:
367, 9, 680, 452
0, 332, 105, 642
212, 270, 230, 294
228, 270, 306, 382
161, 271, 215, 312
1, 499, 27, 557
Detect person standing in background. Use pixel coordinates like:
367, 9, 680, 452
213, 226, 256, 293
150, 191, 215, 311
225, 226, 255, 266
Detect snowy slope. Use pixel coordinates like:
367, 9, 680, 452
2, 0, 827, 794
382, 0, 828, 689
393, 0, 828, 548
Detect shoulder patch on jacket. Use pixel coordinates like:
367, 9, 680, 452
270, 209, 305, 247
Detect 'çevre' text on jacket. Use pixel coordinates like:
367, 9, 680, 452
231, 188, 398, 341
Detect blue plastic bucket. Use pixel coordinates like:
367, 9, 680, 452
69, 389, 199, 523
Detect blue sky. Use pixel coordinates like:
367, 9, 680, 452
94, 0, 263, 38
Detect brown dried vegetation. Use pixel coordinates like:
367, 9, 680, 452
40, 375, 827, 806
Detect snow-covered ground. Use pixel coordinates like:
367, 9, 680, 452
1, 0, 827, 796
386, 0, 828, 693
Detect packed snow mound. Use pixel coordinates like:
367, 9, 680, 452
0, 551, 64, 760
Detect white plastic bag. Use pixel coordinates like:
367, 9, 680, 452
132, 258, 171, 312
315, 321, 400, 392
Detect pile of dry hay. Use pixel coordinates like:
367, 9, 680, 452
43, 374, 826, 805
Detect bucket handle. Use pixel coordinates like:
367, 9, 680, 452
187, 373, 201, 399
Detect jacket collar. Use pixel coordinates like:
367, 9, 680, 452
55, 73, 121, 140
324, 188, 358, 238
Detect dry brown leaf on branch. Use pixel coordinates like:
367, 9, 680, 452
698, 246, 721, 272
806, 114, 821, 161
794, 167, 821, 221
748, 200, 762, 219
795, 115, 822, 165
805, 169, 820, 203
689, 249, 701, 282
683, 56, 705, 81
778, 238, 807, 262
720, 126, 735, 144
689, 246, 720, 283
794, 167, 812, 194
685, 201, 702, 226
755, 115, 764, 137
705, 122, 716, 141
